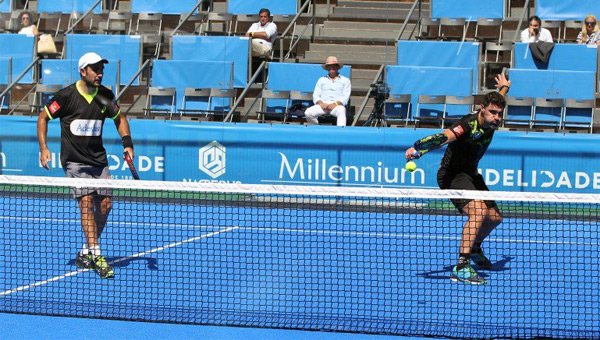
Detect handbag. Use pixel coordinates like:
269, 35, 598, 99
37, 34, 57, 54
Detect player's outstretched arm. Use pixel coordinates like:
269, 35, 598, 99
37, 110, 51, 170
405, 129, 457, 160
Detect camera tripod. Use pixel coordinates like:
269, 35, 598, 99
363, 97, 387, 127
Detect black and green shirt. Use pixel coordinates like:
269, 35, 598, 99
44, 81, 120, 168
440, 111, 494, 175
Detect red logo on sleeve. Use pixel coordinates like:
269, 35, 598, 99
49, 101, 60, 114
452, 125, 464, 137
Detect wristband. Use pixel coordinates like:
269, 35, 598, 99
499, 85, 510, 92
122, 135, 134, 149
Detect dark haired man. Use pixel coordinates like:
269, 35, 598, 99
521, 15, 553, 43
37, 52, 134, 279
245, 8, 277, 57
405, 74, 511, 285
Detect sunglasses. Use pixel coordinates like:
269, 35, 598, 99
21, 17, 30, 21
586, 21, 596, 26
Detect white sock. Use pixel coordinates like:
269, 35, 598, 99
90, 245, 101, 257
81, 244, 90, 255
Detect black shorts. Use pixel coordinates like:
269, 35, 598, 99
437, 170, 498, 214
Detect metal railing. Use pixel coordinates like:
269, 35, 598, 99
280, 0, 315, 62
0, 57, 39, 115
64, 0, 102, 35
171, 0, 207, 36
396, 0, 422, 41
224, 60, 267, 122
116, 59, 152, 115
352, 64, 385, 126
513, 0, 531, 42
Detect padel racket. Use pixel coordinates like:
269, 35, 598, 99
123, 152, 140, 180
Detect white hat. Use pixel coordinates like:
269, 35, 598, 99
322, 56, 343, 70
78, 52, 108, 70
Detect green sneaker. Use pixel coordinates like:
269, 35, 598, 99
75, 253, 94, 269
471, 251, 492, 270
451, 265, 487, 285
93, 255, 114, 278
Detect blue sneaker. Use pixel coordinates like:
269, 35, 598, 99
451, 265, 487, 285
471, 251, 492, 270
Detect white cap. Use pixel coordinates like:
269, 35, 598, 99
78, 52, 108, 70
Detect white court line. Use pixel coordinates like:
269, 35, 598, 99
0, 226, 239, 297
2, 214, 598, 247
237, 226, 600, 247
0, 216, 227, 229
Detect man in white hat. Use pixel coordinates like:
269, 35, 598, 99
304, 56, 352, 126
37, 52, 134, 279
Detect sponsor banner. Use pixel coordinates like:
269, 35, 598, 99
1, 116, 600, 193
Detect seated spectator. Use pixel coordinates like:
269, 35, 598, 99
520, 16, 553, 43
577, 14, 600, 45
245, 8, 277, 58
18, 11, 38, 35
304, 56, 352, 127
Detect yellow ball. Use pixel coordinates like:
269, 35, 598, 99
405, 161, 417, 172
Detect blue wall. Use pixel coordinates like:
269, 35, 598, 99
171, 36, 249, 88
131, 0, 198, 14
432, 0, 504, 20
0, 34, 35, 84
38, 0, 102, 14
2, 116, 600, 193
228, 0, 297, 15
397, 41, 480, 94
537, 0, 600, 20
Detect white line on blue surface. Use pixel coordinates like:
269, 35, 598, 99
0, 226, 239, 296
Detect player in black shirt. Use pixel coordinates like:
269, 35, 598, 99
405, 74, 510, 285
37, 52, 134, 278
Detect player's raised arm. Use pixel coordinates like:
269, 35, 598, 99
405, 129, 458, 160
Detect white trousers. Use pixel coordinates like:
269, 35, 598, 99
304, 104, 347, 126
251, 40, 271, 57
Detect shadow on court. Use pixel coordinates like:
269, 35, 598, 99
416, 256, 514, 280
66, 256, 159, 270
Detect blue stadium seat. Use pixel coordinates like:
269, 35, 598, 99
532, 98, 564, 131
503, 96, 534, 129
383, 94, 411, 126
562, 99, 594, 133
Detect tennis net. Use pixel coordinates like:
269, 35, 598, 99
0, 175, 599, 339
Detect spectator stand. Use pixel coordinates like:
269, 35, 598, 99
0, 34, 36, 114
171, 35, 249, 89
396, 41, 480, 95
431, 0, 504, 40
149, 60, 234, 120
38, 0, 103, 42
536, 0, 600, 21
246, 62, 352, 124
227, 0, 297, 15
65, 34, 141, 87
509, 43, 597, 132
386, 65, 473, 128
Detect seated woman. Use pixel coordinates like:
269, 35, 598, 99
18, 11, 38, 35
577, 14, 600, 45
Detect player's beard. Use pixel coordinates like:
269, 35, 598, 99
83, 76, 101, 88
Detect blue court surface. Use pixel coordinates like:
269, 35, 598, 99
1, 191, 599, 339
0, 312, 438, 340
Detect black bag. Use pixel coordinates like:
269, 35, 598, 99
288, 103, 307, 118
